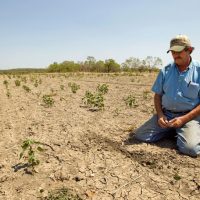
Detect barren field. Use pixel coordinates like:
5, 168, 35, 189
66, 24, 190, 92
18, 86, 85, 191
0, 72, 200, 200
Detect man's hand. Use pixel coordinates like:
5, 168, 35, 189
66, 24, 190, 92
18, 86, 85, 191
158, 115, 169, 128
168, 117, 186, 128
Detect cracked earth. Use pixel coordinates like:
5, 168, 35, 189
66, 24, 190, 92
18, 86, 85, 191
0, 72, 199, 200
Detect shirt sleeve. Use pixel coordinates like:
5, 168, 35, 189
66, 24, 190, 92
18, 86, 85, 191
151, 70, 164, 95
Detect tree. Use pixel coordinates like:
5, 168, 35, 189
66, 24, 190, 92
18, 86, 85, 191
47, 62, 59, 72
121, 57, 142, 71
104, 59, 120, 73
95, 60, 105, 72
84, 56, 96, 72
144, 56, 163, 68
60, 61, 80, 72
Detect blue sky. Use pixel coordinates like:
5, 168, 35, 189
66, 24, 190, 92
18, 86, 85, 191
0, 0, 200, 69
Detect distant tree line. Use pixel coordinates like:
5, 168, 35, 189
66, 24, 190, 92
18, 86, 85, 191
0, 68, 46, 74
0, 56, 162, 74
47, 56, 162, 73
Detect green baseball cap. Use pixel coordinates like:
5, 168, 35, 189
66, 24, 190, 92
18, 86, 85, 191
167, 34, 193, 53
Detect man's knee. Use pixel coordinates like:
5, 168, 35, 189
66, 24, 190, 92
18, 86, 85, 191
134, 129, 159, 143
177, 138, 199, 157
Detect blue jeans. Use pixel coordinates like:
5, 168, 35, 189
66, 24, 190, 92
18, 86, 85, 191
134, 110, 200, 157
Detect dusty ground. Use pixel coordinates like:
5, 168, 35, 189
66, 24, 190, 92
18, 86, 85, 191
0, 72, 200, 200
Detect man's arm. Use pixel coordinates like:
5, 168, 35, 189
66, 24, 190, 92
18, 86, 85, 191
154, 93, 169, 128
168, 104, 200, 128
183, 104, 200, 122
154, 93, 164, 118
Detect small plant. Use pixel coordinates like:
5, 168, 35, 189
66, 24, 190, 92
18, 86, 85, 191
82, 91, 104, 110
143, 90, 150, 100
43, 187, 82, 200
68, 82, 80, 93
15, 80, 21, 86
50, 88, 54, 94
42, 95, 55, 107
124, 95, 137, 108
34, 80, 39, 87
21, 76, 27, 83
36, 92, 41, 98
22, 85, 31, 92
60, 85, 65, 90
19, 139, 45, 172
6, 90, 11, 98
3, 80, 9, 88
97, 84, 109, 95
39, 78, 42, 84
30, 76, 35, 82
113, 108, 121, 116
174, 173, 181, 181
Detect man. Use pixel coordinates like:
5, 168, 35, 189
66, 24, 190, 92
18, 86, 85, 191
134, 34, 200, 157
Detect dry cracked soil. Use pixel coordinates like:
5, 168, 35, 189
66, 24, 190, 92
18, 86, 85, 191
0, 72, 200, 200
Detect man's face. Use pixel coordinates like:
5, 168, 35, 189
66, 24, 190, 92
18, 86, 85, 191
171, 48, 191, 66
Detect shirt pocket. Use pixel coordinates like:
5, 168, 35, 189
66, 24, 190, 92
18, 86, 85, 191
182, 81, 200, 99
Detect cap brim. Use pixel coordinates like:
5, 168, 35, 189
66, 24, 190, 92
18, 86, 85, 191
167, 46, 185, 53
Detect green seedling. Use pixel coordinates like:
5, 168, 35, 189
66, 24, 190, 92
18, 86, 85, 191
21, 76, 27, 83
34, 80, 39, 87
82, 91, 104, 110
22, 85, 31, 92
143, 90, 150, 100
19, 139, 45, 172
124, 95, 137, 108
15, 80, 21, 86
174, 173, 181, 181
3, 80, 9, 88
68, 82, 80, 93
60, 85, 65, 90
44, 187, 82, 200
113, 108, 121, 116
97, 83, 109, 95
6, 90, 11, 98
42, 95, 55, 107
39, 78, 42, 84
